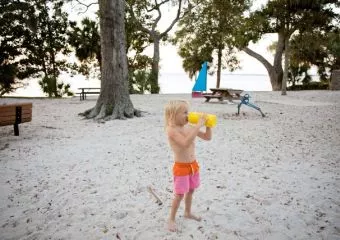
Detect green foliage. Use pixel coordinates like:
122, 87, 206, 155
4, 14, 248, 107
126, 0, 191, 93
175, 38, 214, 79
125, 10, 154, 93
68, 13, 153, 94
266, 16, 339, 86
287, 27, 340, 83
38, 76, 73, 98
173, 0, 250, 79
239, 0, 340, 90
28, 0, 71, 97
68, 18, 101, 79
0, 63, 22, 96
0, 0, 32, 95
128, 69, 164, 94
0, 0, 72, 97
129, 70, 152, 94
125, 8, 151, 56
287, 63, 311, 86
287, 81, 329, 90
244, 0, 338, 37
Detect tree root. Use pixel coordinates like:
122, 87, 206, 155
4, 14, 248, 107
79, 103, 142, 121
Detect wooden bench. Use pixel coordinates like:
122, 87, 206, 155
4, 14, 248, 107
0, 102, 32, 136
77, 88, 101, 100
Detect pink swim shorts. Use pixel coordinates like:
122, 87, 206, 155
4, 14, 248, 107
173, 161, 200, 194
173, 173, 200, 194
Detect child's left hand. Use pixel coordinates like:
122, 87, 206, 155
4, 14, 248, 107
197, 114, 207, 127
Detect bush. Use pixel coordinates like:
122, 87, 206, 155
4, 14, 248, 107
287, 81, 329, 90
129, 70, 152, 94
39, 76, 74, 97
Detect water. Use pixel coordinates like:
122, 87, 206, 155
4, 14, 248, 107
6, 73, 272, 97
159, 73, 272, 94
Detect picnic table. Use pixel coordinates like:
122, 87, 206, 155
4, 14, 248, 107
203, 88, 243, 102
77, 88, 101, 100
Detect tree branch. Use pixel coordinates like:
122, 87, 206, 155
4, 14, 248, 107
74, 0, 98, 14
160, 0, 189, 38
127, 0, 191, 39
151, 0, 164, 31
243, 47, 273, 72
126, 3, 153, 35
146, 0, 171, 12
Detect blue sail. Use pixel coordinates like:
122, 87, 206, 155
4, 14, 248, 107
192, 62, 207, 92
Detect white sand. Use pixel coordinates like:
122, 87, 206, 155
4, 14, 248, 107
0, 91, 339, 240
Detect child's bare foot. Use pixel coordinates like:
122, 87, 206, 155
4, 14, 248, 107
168, 219, 177, 232
184, 213, 202, 221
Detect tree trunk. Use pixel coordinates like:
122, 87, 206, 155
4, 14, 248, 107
47, 19, 58, 97
127, 0, 186, 94
281, 33, 289, 95
81, 0, 140, 120
269, 68, 282, 90
243, 32, 285, 91
216, 46, 222, 88
151, 35, 160, 93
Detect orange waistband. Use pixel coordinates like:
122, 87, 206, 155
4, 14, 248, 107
173, 161, 199, 176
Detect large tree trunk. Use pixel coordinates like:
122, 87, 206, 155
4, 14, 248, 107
81, 0, 140, 120
243, 32, 285, 91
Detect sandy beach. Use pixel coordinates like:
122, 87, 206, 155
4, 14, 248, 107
0, 91, 339, 240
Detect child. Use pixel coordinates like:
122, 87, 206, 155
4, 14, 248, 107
164, 100, 212, 232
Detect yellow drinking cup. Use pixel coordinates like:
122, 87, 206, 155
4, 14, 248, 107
187, 112, 217, 128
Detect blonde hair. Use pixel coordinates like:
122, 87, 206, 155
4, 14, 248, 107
164, 100, 189, 128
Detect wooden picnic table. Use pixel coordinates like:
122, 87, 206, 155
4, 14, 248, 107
203, 88, 243, 102
77, 87, 101, 100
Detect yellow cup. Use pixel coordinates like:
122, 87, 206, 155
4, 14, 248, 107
188, 112, 217, 128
